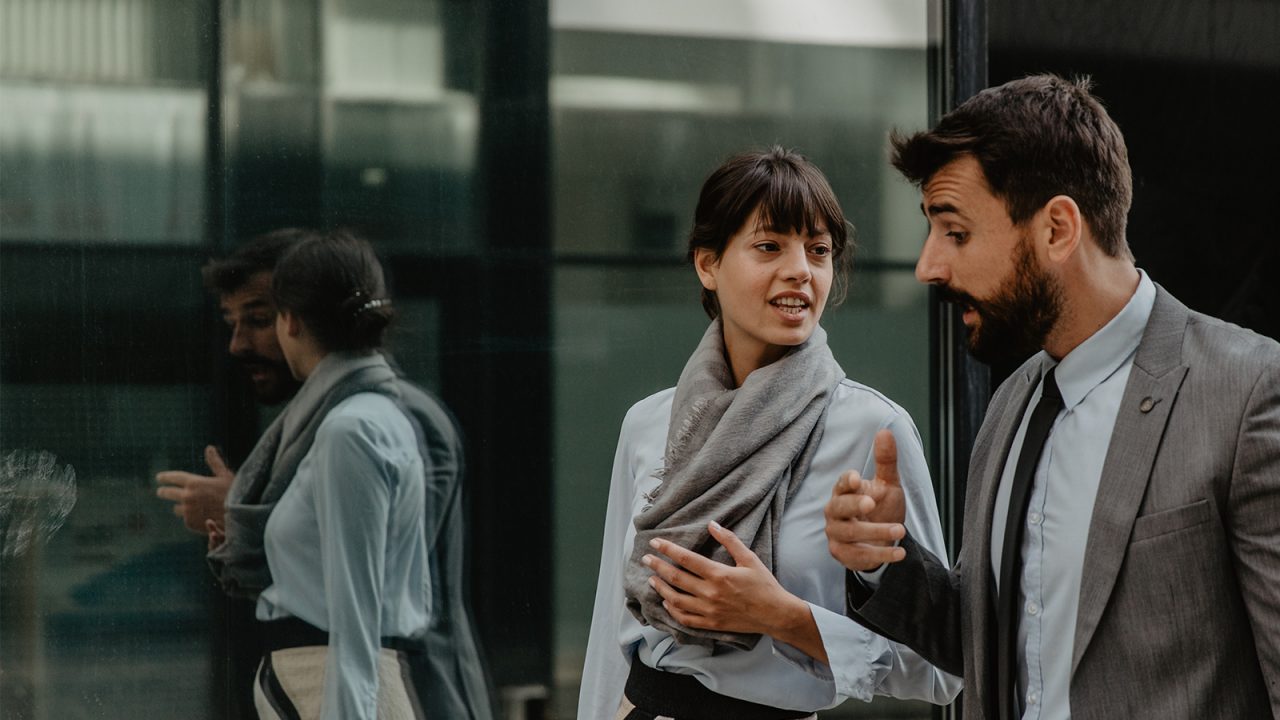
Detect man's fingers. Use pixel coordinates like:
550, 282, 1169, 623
825, 492, 877, 523
155, 471, 191, 488
828, 540, 907, 571
873, 429, 900, 488
156, 486, 183, 503
707, 521, 764, 570
204, 446, 232, 478
828, 519, 905, 545
831, 470, 864, 498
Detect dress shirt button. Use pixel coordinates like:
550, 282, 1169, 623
1027, 690, 1039, 705
1027, 511, 1043, 526
1026, 601, 1039, 616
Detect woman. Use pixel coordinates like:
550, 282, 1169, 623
579, 148, 961, 719
245, 232, 429, 719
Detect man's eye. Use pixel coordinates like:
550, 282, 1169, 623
945, 230, 969, 245
248, 316, 274, 328
756, 242, 780, 252
810, 245, 832, 257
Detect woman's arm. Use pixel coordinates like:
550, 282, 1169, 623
313, 410, 397, 720
647, 523, 829, 663
578, 404, 647, 720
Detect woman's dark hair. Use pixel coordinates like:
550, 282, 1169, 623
271, 230, 394, 352
688, 146, 853, 319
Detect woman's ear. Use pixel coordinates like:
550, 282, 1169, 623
693, 247, 719, 291
1042, 195, 1083, 265
277, 310, 302, 338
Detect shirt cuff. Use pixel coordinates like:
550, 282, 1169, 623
772, 601, 890, 703
853, 538, 901, 588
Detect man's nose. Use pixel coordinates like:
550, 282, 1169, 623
228, 324, 251, 356
915, 233, 950, 285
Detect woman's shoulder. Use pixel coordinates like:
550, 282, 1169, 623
827, 378, 915, 431
316, 392, 416, 450
622, 386, 680, 430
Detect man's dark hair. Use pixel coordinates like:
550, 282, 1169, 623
688, 146, 853, 319
891, 74, 1133, 258
201, 228, 311, 295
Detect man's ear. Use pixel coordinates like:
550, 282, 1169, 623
1042, 195, 1083, 265
693, 247, 719, 291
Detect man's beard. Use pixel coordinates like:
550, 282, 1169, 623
938, 237, 1063, 365
233, 354, 299, 405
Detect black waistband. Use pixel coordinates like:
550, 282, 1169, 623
624, 656, 811, 720
260, 616, 424, 655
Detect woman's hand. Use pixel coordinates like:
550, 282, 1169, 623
644, 521, 828, 663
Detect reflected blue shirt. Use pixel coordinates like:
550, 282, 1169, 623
258, 392, 430, 720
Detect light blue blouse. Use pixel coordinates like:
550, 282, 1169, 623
258, 392, 430, 720
579, 379, 962, 719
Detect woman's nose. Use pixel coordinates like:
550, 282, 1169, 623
781, 245, 812, 282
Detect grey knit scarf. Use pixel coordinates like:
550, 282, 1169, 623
624, 318, 844, 650
207, 351, 399, 598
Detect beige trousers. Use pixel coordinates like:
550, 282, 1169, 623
253, 646, 424, 720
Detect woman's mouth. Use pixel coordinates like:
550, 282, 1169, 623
770, 296, 810, 316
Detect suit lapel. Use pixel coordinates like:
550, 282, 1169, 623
1071, 287, 1190, 677
969, 362, 1040, 715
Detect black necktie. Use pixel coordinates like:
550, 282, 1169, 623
996, 367, 1063, 720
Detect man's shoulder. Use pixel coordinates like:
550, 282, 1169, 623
1179, 307, 1280, 369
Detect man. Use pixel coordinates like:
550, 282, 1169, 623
157, 230, 301, 532
156, 231, 495, 720
824, 74, 1280, 719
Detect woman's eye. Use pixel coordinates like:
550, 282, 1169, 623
945, 230, 968, 245
755, 242, 780, 252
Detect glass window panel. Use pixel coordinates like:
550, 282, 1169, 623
550, 2, 937, 716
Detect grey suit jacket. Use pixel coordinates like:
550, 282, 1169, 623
847, 286, 1280, 719
398, 381, 497, 720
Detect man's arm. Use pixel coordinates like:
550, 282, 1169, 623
845, 534, 965, 677
1228, 360, 1280, 713
825, 429, 965, 676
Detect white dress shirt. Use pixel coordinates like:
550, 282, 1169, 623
258, 392, 430, 720
579, 378, 962, 719
989, 271, 1156, 719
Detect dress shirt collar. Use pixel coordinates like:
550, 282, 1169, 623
1033, 270, 1156, 410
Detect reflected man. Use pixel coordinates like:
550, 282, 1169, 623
825, 75, 1280, 719
157, 230, 495, 720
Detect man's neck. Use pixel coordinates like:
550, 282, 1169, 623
1044, 260, 1141, 360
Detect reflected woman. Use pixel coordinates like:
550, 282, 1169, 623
579, 148, 961, 719
248, 232, 429, 719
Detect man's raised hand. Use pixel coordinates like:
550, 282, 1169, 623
824, 429, 908, 572
156, 445, 234, 533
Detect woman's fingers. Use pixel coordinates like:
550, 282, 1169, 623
649, 576, 715, 629
642, 552, 709, 596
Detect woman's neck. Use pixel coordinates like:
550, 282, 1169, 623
724, 341, 786, 388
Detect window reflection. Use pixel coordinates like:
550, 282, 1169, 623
0, 0, 939, 717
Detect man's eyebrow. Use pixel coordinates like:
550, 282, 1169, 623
923, 202, 963, 218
